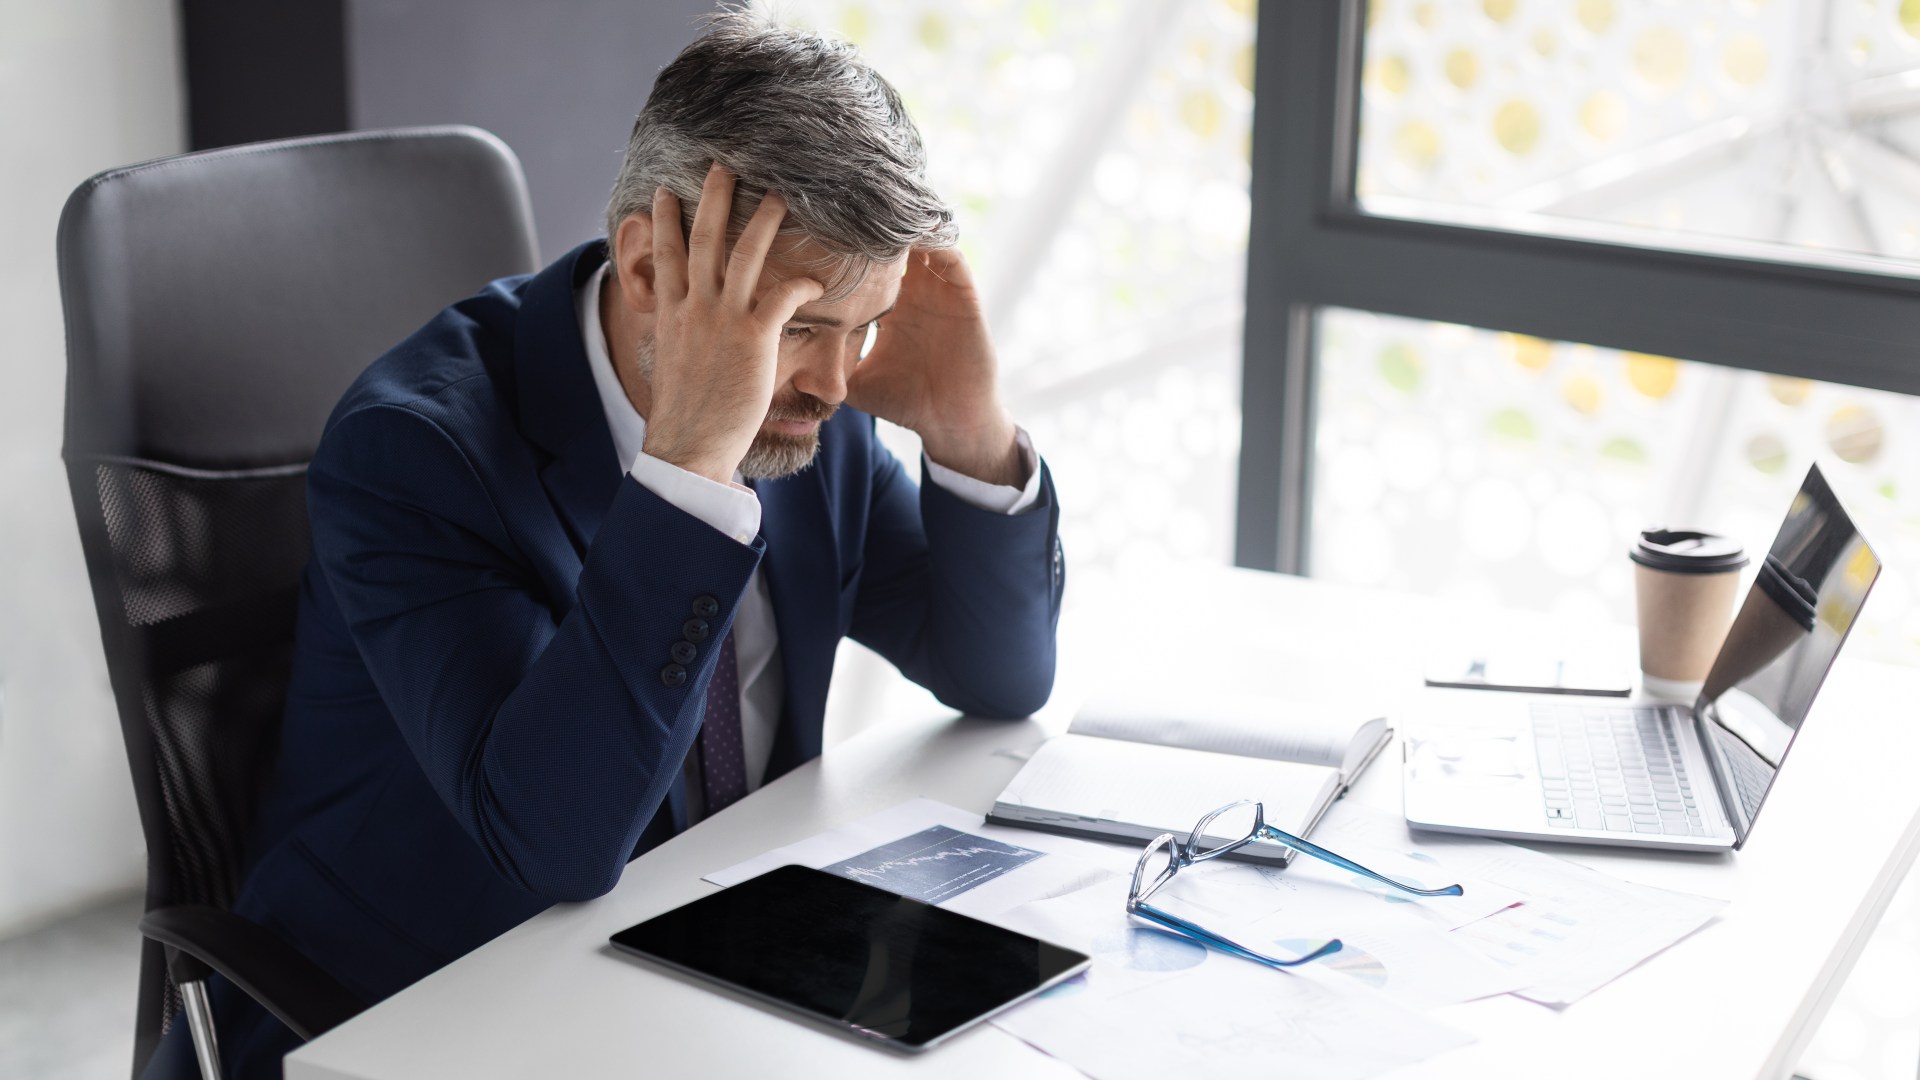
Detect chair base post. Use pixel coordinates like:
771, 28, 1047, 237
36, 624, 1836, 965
178, 978, 223, 1080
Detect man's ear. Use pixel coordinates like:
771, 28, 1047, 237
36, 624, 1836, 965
610, 213, 660, 314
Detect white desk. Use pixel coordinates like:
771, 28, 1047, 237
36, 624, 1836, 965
285, 567, 1920, 1080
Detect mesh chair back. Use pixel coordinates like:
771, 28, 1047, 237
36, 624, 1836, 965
55, 127, 538, 1076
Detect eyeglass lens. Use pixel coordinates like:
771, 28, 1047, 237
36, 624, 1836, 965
1186, 800, 1260, 860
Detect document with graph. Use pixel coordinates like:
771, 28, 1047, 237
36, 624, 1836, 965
986, 693, 1391, 866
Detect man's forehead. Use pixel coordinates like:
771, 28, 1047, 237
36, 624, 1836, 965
769, 247, 905, 326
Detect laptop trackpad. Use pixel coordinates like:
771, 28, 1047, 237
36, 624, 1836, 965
1406, 731, 1530, 783
1403, 722, 1541, 831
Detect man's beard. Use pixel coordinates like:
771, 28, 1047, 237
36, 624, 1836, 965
636, 335, 836, 479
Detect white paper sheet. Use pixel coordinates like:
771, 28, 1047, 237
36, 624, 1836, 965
1242, 909, 1533, 1009
1316, 803, 1728, 1006
1446, 854, 1727, 1006
992, 878, 1476, 1080
999, 963, 1478, 1080
703, 798, 1124, 919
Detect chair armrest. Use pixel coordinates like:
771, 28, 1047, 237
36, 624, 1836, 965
140, 905, 366, 1040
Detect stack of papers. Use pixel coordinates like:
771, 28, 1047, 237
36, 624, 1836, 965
1312, 804, 1728, 1007
703, 798, 1727, 1080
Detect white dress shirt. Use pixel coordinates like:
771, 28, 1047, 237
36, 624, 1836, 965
576, 263, 1041, 819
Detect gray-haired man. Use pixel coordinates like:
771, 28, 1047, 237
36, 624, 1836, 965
141, 12, 1064, 1077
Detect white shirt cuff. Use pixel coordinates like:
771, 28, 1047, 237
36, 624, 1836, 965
923, 427, 1043, 515
628, 450, 761, 545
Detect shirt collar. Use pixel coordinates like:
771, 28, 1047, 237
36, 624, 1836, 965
577, 261, 649, 470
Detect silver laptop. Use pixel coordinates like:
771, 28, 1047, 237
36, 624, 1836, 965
1404, 464, 1879, 852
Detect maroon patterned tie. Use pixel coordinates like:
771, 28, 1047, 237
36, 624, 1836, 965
699, 631, 747, 814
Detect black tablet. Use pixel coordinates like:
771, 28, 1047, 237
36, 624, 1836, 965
609, 864, 1089, 1052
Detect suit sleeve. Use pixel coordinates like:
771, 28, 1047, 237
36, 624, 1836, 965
307, 403, 761, 902
846, 426, 1064, 718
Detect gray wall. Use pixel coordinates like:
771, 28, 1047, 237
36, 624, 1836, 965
347, 0, 719, 261
0, 0, 185, 938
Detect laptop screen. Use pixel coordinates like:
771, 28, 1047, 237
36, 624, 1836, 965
1695, 464, 1879, 843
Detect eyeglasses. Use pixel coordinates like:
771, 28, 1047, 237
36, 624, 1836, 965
1126, 800, 1464, 969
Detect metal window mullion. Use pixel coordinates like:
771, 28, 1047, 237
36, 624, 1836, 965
1288, 213, 1920, 396
1236, 0, 1346, 573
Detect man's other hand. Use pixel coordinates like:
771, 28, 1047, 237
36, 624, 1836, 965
846, 247, 1026, 487
642, 164, 824, 485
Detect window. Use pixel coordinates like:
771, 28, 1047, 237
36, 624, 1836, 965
1242, 0, 1920, 666
1357, 0, 1920, 267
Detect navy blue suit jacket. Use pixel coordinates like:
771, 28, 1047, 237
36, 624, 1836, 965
233, 240, 1064, 1014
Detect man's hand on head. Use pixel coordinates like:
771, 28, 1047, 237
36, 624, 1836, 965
845, 247, 1027, 488
640, 164, 824, 485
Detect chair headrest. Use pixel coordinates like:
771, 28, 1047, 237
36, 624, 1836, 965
58, 125, 539, 470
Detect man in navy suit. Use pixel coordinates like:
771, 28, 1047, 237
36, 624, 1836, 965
147, 13, 1062, 1078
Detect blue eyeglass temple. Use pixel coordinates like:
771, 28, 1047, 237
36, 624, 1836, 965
1190, 801, 1464, 898
1128, 901, 1344, 968
1249, 824, 1465, 898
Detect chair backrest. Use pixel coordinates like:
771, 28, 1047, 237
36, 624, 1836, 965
56, 126, 539, 1075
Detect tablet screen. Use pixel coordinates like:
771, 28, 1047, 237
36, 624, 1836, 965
609, 864, 1089, 1051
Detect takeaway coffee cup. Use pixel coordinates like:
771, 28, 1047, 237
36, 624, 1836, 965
1631, 529, 1749, 686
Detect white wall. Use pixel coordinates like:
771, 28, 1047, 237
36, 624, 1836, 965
0, 0, 185, 938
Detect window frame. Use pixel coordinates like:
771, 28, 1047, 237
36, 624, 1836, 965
1236, 0, 1920, 574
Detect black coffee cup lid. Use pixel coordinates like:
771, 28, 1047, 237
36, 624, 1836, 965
1631, 528, 1749, 574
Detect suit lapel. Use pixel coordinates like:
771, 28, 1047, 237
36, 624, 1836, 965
751, 464, 841, 776
513, 241, 623, 554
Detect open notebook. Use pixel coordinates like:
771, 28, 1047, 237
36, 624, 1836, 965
986, 694, 1392, 866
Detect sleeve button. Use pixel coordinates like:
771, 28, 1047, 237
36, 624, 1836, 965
692, 595, 720, 618
670, 641, 697, 665
682, 618, 711, 643
659, 663, 688, 688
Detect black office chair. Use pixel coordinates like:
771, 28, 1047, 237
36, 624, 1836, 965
56, 127, 539, 1080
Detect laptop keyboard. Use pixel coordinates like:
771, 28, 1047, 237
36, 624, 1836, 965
1532, 704, 1709, 837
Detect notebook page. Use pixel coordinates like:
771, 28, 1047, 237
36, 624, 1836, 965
1070, 692, 1386, 772
997, 734, 1340, 839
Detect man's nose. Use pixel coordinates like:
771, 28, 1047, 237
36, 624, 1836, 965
788, 339, 848, 405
